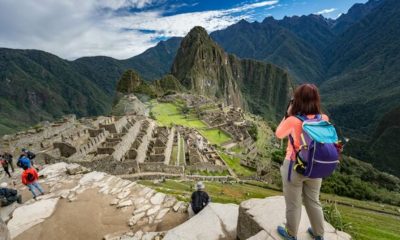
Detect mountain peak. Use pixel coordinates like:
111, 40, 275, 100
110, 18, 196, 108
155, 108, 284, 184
186, 26, 209, 39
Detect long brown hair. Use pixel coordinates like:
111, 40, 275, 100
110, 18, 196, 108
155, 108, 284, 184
290, 84, 321, 116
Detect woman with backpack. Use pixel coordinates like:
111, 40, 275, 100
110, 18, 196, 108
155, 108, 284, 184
21, 165, 44, 199
275, 84, 340, 240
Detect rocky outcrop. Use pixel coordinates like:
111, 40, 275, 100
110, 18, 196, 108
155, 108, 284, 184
5, 163, 188, 240
171, 26, 292, 121
0, 217, 10, 240
237, 196, 351, 240
164, 203, 239, 240
171, 26, 244, 108
112, 94, 146, 116
7, 198, 59, 238
116, 70, 142, 94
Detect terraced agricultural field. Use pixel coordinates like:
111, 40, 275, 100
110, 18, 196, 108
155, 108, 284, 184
150, 101, 232, 145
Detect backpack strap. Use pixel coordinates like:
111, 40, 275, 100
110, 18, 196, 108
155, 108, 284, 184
295, 115, 306, 122
287, 135, 297, 182
296, 114, 322, 121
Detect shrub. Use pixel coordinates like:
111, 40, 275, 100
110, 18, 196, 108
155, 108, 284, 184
323, 200, 352, 232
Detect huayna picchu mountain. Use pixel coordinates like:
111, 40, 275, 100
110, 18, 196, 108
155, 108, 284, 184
171, 26, 292, 121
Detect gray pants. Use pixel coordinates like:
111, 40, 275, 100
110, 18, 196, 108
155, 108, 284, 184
280, 159, 324, 237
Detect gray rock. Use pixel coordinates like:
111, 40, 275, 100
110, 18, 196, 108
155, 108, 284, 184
118, 199, 133, 208
164, 203, 238, 240
237, 196, 352, 240
7, 198, 59, 238
150, 192, 166, 205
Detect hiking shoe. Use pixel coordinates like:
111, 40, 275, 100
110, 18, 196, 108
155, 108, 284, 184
307, 227, 324, 240
277, 226, 297, 240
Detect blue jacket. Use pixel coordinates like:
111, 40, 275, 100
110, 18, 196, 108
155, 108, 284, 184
17, 156, 31, 168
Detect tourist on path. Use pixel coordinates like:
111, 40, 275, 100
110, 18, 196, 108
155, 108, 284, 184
0, 182, 22, 206
275, 84, 330, 240
22, 148, 36, 167
189, 181, 210, 217
0, 156, 11, 178
17, 155, 31, 169
21, 166, 44, 199
2, 152, 14, 172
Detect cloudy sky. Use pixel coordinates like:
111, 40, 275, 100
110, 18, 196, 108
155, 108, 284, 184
0, 0, 366, 60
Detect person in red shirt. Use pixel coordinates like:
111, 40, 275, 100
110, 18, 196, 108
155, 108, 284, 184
21, 166, 44, 199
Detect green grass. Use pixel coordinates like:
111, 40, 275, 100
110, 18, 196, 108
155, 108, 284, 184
338, 205, 400, 240
199, 129, 231, 145
219, 152, 255, 177
138, 179, 281, 204
178, 136, 185, 165
151, 101, 232, 145
231, 145, 245, 154
170, 146, 178, 165
185, 169, 231, 176
151, 102, 206, 128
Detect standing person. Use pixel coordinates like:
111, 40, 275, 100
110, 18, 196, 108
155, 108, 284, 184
189, 181, 210, 217
0, 156, 11, 178
21, 166, 44, 199
22, 148, 36, 165
3, 152, 14, 172
275, 84, 330, 240
17, 155, 31, 169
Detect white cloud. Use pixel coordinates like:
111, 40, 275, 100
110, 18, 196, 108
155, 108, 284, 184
316, 8, 337, 15
0, 0, 278, 60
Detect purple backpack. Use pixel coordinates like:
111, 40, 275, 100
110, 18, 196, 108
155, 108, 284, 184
288, 114, 340, 180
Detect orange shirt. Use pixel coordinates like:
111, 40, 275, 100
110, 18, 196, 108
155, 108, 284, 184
275, 114, 329, 161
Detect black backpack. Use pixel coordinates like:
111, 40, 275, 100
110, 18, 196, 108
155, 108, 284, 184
27, 151, 36, 160
191, 191, 209, 214
27, 172, 35, 182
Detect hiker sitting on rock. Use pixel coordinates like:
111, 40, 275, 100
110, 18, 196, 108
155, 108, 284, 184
189, 181, 210, 217
0, 182, 22, 207
21, 165, 44, 200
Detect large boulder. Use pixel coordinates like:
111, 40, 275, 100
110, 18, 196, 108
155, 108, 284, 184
164, 203, 238, 240
7, 198, 59, 238
0, 217, 10, 240
237, 196, 351, 240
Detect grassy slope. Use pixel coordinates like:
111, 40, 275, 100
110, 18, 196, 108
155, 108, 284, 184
219, 152, 255, 177
139, 180, 400, 240
150, 101, 232, 145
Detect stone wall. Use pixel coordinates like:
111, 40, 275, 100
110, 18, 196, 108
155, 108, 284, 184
139, 162, 184, 174
99, 116, 128, 134
112, 120, 142, 161
79, 157, 138, 175
186, 162, 228, 173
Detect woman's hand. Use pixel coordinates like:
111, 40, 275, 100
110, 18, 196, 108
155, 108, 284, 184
286, 104, 292, 117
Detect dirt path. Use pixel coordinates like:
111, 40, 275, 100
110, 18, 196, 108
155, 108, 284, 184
15, 189, 133, 240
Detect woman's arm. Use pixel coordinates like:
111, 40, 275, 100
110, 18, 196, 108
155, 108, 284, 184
275, 117, 296, 139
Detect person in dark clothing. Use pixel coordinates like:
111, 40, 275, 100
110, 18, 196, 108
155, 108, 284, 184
21, 148, 36, 168
190, 181, 210, 216
3, 153, 14, 172
0, 182, 22, 207
0, 157, 11, 178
